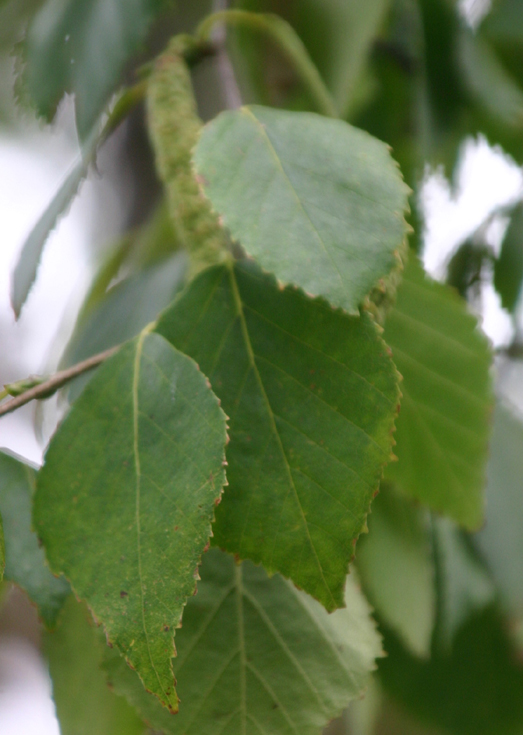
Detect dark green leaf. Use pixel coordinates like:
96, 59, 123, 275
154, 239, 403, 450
102, 548, 383, 735
34, 330, 228, 711
494, 204, 523, 313
0, 449, 69, 628
194, 105, 410, 314
44, 596, 145, 735
156, 261, 400, 611
475, 402, 523, 616
24, 0, 165, 140
357, 483, 435, 658
383, 256, 492, 529
379, 605, 523, 735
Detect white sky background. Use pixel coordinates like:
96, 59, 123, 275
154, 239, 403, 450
1, 33, 523, 732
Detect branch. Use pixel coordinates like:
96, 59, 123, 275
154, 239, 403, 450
0, 346, 119, 418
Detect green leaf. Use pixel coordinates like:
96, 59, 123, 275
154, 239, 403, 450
0, 449, 69, 628
102, 548, 383, 735
156, 261, 400, 611
357, 483, 435, 658
193, 105, 410, 315
34, 330, 228, 711
290, 0, 392, 117
383, 256, 492, 529
11, 152, 89, 318
44, 596, 145, 735
475, 402, 523, 616
62, 253, 187, 402
494, 203, 523, 312
24, 0, 165, 140
459, 31, 523, 130
379, 605, 523, 735
432, 516, 494, 650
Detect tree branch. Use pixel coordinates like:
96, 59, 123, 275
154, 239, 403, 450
0, 346, 119, 418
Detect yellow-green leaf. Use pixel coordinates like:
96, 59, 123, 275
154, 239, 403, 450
384, 256, 492, 529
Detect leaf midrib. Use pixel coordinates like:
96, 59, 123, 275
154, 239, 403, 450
132, 332, 171, 703
227, 265, 337, 610
242, 107, 345, 292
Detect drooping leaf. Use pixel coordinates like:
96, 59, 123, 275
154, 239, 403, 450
44, 596, 145, 735
379, 605, 523, 735
11, 152, 89, 318
432, 516, 494, 650
34, 330, 228, 711
102, 548, 383, 735
475, 402, 523, 616
0, 449, 69, 628
383, 256, 492, 529
156, 261, 400, 611
494, 203, 523, 313
357, 483, 435, 658
193, 105, 410, 315
24, 0, 166, 140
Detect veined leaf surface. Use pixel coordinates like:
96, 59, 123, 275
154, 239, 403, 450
102, 548, 382, 735
44, 597, 145, 735
0, 449, 69, 627
384, 256, 492, 529
156, 261, 400, 611
193, 105, 410, 314
34, 331, 228, 711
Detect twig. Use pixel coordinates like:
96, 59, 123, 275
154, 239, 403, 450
196, 10, 338, 118
0, 346, 119, 418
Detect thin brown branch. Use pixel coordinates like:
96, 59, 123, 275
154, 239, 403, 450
0, 346, 119, 418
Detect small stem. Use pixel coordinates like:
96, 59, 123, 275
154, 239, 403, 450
196, 10, 338, 118
0, 346, 119, 418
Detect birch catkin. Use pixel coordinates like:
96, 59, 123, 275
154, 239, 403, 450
147, 35, 229, 276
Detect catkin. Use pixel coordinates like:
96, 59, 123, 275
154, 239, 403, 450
147, 35, 229, 276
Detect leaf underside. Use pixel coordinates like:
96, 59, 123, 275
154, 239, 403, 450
383, 256, 492, 529
193, 105, 410, 314
103, 548, 383, 735
34, 332, 227, 711
0, 449, 69, 628
156, 261, 400, 611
